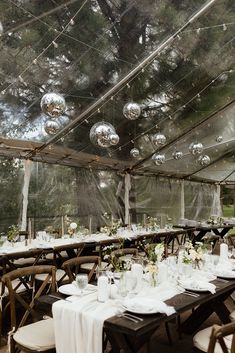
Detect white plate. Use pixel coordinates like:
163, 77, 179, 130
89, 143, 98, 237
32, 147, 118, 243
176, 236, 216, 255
216, 272, 235, 279
179, 282, 210, 292
122, 298, 161, 315
58, 284, 96, 296
122, 306, 159, 315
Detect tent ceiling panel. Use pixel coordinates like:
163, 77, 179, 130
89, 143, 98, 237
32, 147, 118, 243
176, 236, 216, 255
0, 0, 234, 182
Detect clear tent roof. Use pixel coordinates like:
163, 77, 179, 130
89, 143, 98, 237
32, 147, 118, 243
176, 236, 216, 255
0, 0, 234, 183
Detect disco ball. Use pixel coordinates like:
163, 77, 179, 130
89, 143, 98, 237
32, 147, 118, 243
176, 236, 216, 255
109, 133, 120, 146
152, 153, 165, 165
216, 136, 223, 143
189, 142, 204, 155
172, 150, 183, 160
197, 154, 210, 166
152, 133, 166, 146
90, 122, 117, 148
44, 120, 60, 135
0, 22, 3, 35
40, 93, 66, 118
130, 148, 140, 158
123, 102, 141, 120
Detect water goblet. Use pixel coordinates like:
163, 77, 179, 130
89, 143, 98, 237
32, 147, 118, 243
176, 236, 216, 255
76, 274, 88, 296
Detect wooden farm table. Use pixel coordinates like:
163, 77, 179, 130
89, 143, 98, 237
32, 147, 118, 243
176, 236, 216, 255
104, 278, 235, 353
174, 224, 234, 243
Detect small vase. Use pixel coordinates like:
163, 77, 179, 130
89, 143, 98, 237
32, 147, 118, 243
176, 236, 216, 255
150, 271, 157, 287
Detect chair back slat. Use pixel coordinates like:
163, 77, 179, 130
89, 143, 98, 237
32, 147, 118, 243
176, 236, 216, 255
62, 256, 101, 283
207, 322, 235, 353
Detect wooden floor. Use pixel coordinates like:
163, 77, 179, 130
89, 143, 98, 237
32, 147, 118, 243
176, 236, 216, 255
1, 297, 234, 353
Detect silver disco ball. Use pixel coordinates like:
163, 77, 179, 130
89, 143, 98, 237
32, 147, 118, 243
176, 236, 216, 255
109, 133, 120, 146
152, 133, 166, 146
172, 150, 183, 160
216, 136, 223, 143
130, 148, 140, 158
123, 102, 141, 120
40, 93, 66, 118
198, 154, 210, 166
189, 142, 204, 155
90, 121, 117, 148
0, 22, 3, 35
152, 153, 165, 165
44, 120, 60, 135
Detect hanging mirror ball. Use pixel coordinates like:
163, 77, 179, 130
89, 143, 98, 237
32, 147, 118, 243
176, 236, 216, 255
197, 154, 210, 166
90, 121, 116, 148
40, 93, 66, 118
44, 120, 60, 135
109, 133, 120, 146
152, 133, 166, 146
172, 150, 183, 160
123, 102, 141, 120
130, 148, 140, 158
216, 136, 223, 143
189, 142, 204, 155
152, 153, 165, 165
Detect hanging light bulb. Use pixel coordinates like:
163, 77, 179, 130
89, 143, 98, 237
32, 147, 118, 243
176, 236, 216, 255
44, 120, 60, 135
41, 93, 66, 118
123, 102, 141, 120
172, 150, 183, 160
152, 133, 166, 146
197, 154, 210, 166
189, 142, 204, 155
130, 148, 140, 158
152, 153, 165, 165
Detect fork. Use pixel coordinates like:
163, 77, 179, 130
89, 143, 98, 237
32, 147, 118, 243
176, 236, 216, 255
117, 313, 142, 323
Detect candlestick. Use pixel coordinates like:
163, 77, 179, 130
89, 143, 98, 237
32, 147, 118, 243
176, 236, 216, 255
111, 214, 113, 227
89, 216, 92, 235
61, 216, 64, 237
28, 218, 32, 244
143, 213, 146, 228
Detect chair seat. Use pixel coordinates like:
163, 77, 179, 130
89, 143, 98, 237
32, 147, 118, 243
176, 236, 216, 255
80, 261, 107, 270
230, 310, 235, 321
0, 279, 27, 297
13, 317, 55, 351
35, 269, 68, 282
13, 257, 40, 266
193, 326, 233, 353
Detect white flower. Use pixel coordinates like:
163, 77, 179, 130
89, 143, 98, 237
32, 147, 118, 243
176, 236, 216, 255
70, 222, 77, 230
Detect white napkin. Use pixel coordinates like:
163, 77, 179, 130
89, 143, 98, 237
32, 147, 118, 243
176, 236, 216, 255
122, 297, 175, 316
179, 278, 216, 294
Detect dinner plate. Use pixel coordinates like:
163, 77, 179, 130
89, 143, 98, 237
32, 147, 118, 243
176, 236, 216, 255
58, 283, 97, 296
122, 298, 162, 315
179, 282, 210, 292
122, 305, 159, 315
216, 272, 235, 279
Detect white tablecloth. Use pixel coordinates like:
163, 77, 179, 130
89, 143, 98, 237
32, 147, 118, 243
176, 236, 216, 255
52, 283, 180, 353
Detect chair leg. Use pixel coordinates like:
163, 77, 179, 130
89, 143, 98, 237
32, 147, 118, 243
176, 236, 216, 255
165, 322, 173, 345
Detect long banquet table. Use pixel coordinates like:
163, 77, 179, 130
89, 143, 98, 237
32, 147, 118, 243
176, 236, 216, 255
103, 278, 235, 353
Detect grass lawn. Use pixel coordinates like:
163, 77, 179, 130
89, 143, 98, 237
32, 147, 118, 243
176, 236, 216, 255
223, 205, 234, 217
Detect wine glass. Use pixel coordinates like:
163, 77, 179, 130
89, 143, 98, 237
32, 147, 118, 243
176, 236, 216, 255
76, 274, 88, 296
125, 271, 137, 296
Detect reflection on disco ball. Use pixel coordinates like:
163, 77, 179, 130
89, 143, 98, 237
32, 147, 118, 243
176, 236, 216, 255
152, 133, 166, 146
197, 154, 210, 166
216, 136, 223, 143
130, 148, 140, 158
123, 102, 141, 120
44, 120, 60, 135
172, 150, 183, 160
152, 153, 165, 165
189, 142, 203, 155
40, 93, 66, 118
90, 121, 119, 148
109, 133, 119, 146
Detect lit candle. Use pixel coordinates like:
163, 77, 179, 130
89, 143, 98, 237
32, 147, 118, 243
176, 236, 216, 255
220, 243, 228, 260
143, 213, 146, 228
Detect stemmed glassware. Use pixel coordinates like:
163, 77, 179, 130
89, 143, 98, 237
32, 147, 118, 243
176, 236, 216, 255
76, 274, 88, 296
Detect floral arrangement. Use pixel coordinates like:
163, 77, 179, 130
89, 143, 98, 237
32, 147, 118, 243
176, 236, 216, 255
102, 241, 131, 272
145, 216, 159, 231
68, 222, 78, 236
145, 242, 165, 263
182, 241, 204, 268
100, 219, 121, 237
7, 225, 19, 243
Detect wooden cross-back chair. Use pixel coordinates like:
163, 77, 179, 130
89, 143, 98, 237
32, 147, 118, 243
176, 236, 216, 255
2, 265, 56, 353
193, 321, 235, 353
62, 255, 101, 283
